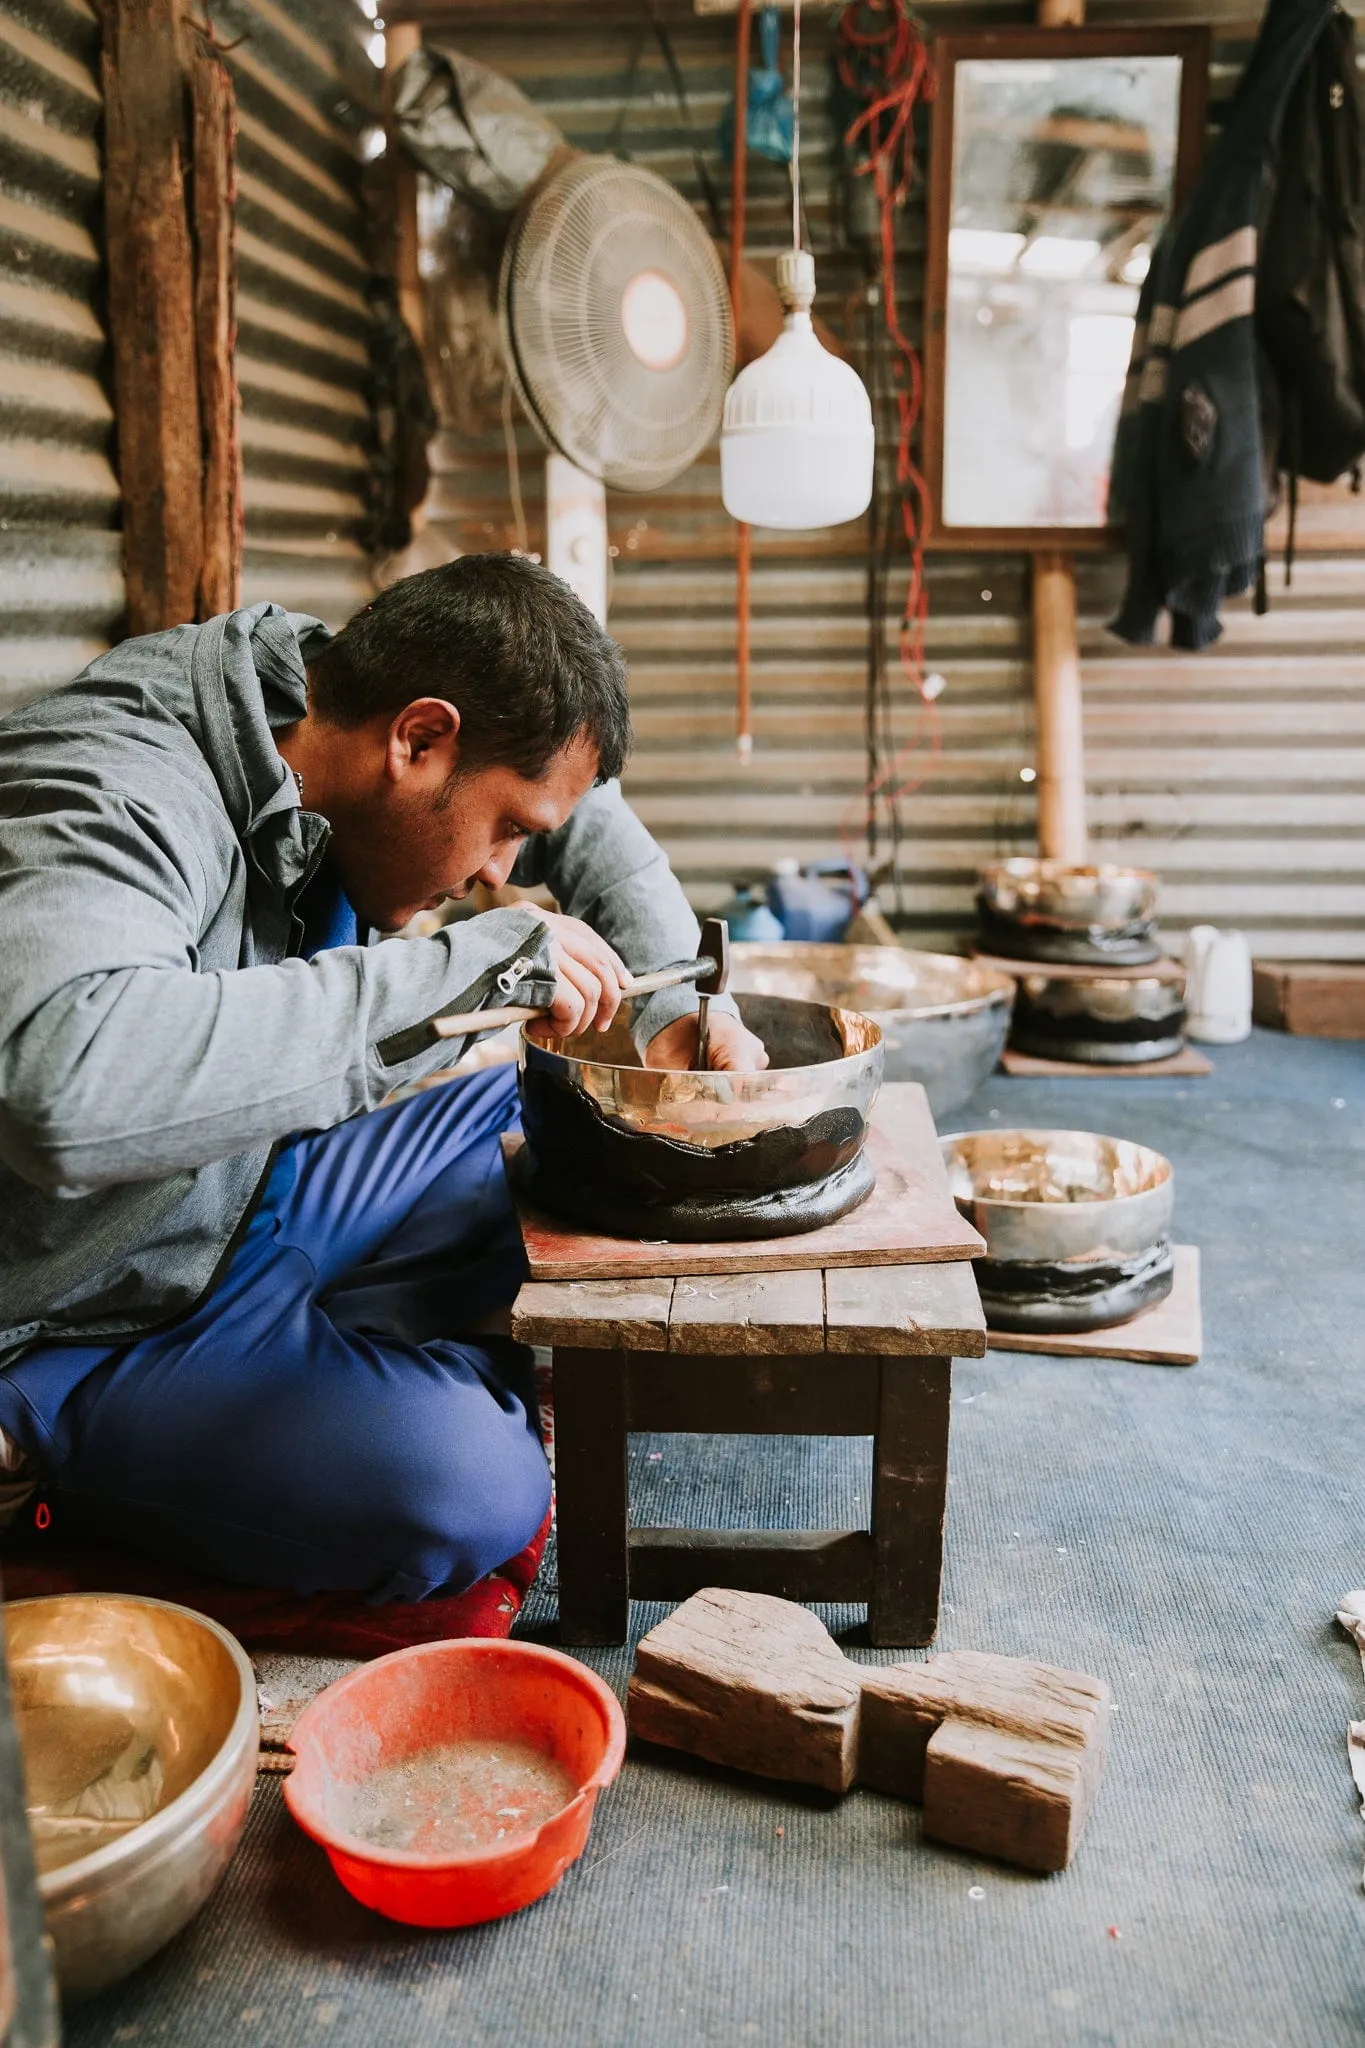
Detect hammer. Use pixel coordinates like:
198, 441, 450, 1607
431, 916, 731, 1057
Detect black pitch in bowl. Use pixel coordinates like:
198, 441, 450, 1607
516, 993, 884, 1241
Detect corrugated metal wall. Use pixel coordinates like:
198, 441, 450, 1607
0, 0, 120, 714
213, 0, 378, 627
417, 5, 1365, 961
0, 0, 376, 724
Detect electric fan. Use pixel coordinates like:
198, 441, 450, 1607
499, 155, 734, 495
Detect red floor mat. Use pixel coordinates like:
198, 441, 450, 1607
0, 1508, 550, 1659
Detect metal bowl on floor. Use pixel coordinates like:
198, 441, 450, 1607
517, 991, 884, 1240
1011, 968, 1187, 1065
6, 1593, 259, 2000
728, 943, 1014, 1117
979, 859, 1159, 932
941, 1128, 1175, 1333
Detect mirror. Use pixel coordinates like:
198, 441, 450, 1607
924, 29, 1209, 546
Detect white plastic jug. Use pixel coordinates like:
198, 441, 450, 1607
1181, 925, 1252, 1043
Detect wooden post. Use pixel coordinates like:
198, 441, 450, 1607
1031, 550, 1088, 863
189, 33, 243, 620
385, 23, 426, 352
1030, 0, 1088, 862
729, 0, 753, 761
102, 0, 203, 636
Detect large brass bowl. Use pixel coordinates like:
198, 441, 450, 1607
517, 992, 884, 1239
729, 943, 1014, 1115
6, 1594, 258, 1999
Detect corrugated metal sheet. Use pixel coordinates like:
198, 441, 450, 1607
213, 0, 379, 626
0, 0, 378, 720
0, 0, 121, 713
418, 6, 1365, 960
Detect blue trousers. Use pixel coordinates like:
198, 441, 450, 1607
0, 1065, 551, 1602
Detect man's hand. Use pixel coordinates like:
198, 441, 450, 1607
644, 1009, 769, 1073
527, 911, 631, 1039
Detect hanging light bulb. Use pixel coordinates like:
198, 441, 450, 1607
720, 0, 874, 530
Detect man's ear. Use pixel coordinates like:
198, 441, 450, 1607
385, 698, 462, 785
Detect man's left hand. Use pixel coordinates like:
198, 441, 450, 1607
644, 1009, 769, 1073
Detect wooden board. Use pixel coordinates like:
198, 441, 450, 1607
1253, 959, 1365, 1039
970, 947, 1185, 985
667, 1271, 825, 1355
503, 1084, 984, 1282
986, 1244, 1201, 1365
1001, 1044, 1211, 1079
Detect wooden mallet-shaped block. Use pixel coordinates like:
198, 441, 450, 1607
628, 1589, 1110, 1873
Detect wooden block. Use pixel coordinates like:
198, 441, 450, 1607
923, 1720, 1093, 1876
825, 1261, 986, 1358
1253, 959, 1365, 1039
628, 1587, 862, 1793
858, 1649, 1110, 1872
628, 1530, 874, 1605
668, 1270, 825, 1354
511, 1277, 673, 1351
502, 1085, 985, 1283
1001, 1045, 1211, 1079
627, 1597, 1110, 1871
987, 1245, 1201, 1366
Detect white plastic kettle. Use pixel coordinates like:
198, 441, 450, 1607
1181, 925, 1253, 1043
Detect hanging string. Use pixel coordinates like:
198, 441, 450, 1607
836, 0, 939, 902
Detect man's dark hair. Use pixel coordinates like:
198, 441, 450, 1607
308, 553, 632, 782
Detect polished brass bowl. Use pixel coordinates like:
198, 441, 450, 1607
6, 1594, 258, 2000
523, 992, 883, 1152
940, 1128, 1176, 1332
729, 943, 1014, 1116
979, 859, 1159, 932
941, 1128, 1173, 1264
518, 992, 884, 1239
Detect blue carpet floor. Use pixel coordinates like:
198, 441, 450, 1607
63, 1031, 1365, 2048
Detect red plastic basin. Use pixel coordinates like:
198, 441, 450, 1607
282, 1638, 626, 1927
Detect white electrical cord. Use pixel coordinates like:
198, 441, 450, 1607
791, 0, 802, 252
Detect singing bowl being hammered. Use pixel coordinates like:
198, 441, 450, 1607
941, 1128, 1175, 1333
6, 1594, 259, 2000
728, 943, 1014, 1117
517, 992, 884, 1240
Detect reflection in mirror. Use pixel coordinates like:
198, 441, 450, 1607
942, 55, 1184, 529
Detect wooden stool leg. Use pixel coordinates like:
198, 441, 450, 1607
869, 1354, 952, 1647
553, 1345, 629, 1646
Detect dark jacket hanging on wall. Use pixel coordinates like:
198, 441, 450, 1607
1109, 0, 1335, 650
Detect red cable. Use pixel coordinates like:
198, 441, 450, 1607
835, 0, 939, 885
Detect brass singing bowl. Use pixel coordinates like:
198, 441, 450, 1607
6, 1594, 259, 2000
979, 859, 1159, 931
941, 1128, 1174, 1264
521, 991, 883, 1152
728, 943, 1014, 1116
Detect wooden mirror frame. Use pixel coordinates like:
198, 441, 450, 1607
922, 25, 1210, 553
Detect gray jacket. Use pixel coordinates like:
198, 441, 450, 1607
0, 602, 708, 1368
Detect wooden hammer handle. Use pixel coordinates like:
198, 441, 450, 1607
429, 960, 701, 1041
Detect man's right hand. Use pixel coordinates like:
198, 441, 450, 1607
527, 910, 632, 1039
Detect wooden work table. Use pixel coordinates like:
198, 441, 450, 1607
512, 1084, 988, 1648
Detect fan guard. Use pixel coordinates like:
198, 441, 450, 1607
500, 156, 734, 494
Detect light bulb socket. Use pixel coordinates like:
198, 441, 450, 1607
776, 248, 817, 314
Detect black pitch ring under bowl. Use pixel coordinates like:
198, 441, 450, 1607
974, 1237, 1176, 1333
975, 900, 1163, 969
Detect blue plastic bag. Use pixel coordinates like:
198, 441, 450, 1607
720, 8, 793, 167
